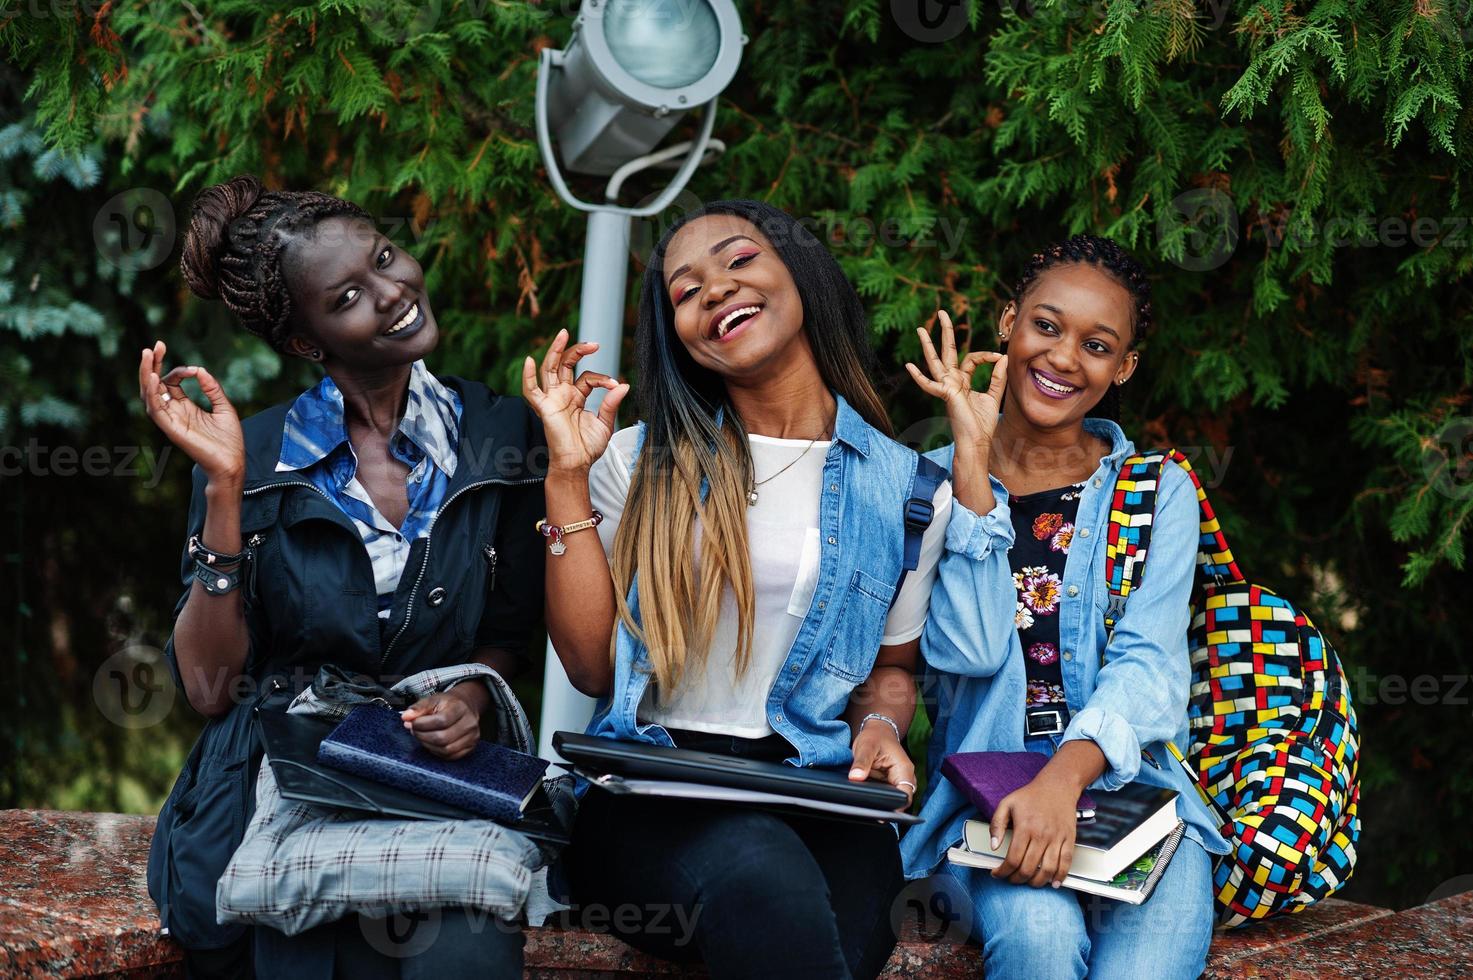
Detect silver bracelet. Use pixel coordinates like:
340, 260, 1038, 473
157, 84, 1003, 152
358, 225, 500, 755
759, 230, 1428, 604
859, 712, 902, 742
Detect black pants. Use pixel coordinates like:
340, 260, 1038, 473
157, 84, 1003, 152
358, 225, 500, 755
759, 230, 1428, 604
562, 730, 903, 980
222, 907, 525, 979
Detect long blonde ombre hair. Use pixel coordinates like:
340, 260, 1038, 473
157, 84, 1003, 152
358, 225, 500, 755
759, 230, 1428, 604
613, 201, 893, 700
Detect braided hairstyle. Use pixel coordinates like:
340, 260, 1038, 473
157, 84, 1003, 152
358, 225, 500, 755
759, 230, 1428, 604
1006, 233, 1152, 421
179, 175, 373, 352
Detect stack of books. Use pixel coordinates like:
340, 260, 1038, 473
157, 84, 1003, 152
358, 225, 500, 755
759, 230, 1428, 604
942, 751, 1187, 904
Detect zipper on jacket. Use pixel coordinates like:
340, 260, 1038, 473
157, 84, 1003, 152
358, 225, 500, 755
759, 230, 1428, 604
483, 544, 498, 592
239, 481, 336, 600
380, 476, 540, 670
242, 478, 332, 503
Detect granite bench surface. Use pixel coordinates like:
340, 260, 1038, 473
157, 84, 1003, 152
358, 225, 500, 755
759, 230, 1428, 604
1, 809, 1467, 978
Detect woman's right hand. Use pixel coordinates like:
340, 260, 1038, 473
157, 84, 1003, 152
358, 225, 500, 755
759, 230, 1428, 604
138, 340, 245, 488
905, 310, 1007, 462
522, 328, 630, 473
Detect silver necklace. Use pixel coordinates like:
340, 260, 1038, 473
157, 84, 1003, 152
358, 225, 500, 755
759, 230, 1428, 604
747, 434, 824, 506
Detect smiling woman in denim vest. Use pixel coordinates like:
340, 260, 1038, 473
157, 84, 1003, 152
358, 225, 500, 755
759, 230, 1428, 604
138, 175, 546, 978
521, 200, 951, 979
900, 236, 1232, 978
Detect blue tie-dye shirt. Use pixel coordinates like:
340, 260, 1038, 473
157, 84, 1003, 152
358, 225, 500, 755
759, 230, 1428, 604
275, 360, 462, 617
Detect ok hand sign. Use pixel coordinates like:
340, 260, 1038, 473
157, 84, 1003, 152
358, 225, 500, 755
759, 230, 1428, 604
521, 328, 630, 474
905, 311, 1007, 461
138, 340, 245, 488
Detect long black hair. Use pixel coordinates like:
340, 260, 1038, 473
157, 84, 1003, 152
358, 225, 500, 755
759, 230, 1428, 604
612, 199, 891, 695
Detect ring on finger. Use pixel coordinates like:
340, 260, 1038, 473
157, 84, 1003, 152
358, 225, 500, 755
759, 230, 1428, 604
896, 780, 917, 793
161, 392, 171, 402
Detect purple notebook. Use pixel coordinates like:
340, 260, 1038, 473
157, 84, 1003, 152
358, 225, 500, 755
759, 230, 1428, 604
941, 751, 1097, 821
318, 704, 548, 823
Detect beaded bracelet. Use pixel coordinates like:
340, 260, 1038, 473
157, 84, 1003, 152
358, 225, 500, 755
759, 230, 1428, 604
188, 534, 248, 567
535, 510, 604, 556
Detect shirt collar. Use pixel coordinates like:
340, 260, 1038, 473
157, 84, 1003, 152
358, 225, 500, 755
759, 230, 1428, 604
831, 393, 872, 457
1082, 415, 1133, 465
275, 360, 460, 477
398, 360, 461, 477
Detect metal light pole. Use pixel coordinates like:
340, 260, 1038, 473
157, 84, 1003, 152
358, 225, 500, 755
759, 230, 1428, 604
533, 0, 745, 760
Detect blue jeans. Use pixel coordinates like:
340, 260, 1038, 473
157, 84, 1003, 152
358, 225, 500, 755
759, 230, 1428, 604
944, 835, 1215, 979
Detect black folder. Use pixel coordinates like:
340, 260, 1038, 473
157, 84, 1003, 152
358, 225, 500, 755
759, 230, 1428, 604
553, 730, 919, 824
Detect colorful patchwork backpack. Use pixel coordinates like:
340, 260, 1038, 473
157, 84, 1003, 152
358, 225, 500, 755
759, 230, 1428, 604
1103, 449, 1360, 928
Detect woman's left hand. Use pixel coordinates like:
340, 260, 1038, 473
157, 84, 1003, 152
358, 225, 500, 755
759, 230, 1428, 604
401, 691, 482, 760
848, 720, 918, 810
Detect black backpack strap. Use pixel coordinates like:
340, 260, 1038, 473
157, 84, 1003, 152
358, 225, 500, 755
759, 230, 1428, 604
892, 455, 948, 610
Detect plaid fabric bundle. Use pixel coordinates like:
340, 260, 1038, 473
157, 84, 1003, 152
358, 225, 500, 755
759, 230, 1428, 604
217, 664, 564, 935
1104, 450, 1360, 928
286, 662, 535, 754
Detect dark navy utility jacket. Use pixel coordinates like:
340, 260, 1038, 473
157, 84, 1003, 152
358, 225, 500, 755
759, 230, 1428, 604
146, 375, 546, 952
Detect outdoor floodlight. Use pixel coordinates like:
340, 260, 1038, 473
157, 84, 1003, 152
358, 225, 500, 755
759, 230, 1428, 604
541, 0, 743, 176
534, 0, 745, 759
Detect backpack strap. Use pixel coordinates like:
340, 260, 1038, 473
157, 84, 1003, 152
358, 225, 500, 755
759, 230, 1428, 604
1103, 447, 1246, 638
892, 455, 947, 609
1103, 451, 1170, 637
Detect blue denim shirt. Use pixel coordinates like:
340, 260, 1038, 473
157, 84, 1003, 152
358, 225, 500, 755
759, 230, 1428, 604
586, 394, 930, 769
900, 417, 1230, 879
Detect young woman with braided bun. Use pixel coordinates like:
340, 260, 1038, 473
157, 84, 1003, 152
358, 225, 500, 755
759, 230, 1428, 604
900, 236, 1231, 977
141, 175, 547, 977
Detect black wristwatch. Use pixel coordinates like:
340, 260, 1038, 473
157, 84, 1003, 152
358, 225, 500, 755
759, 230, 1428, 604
194, 557, 244, 596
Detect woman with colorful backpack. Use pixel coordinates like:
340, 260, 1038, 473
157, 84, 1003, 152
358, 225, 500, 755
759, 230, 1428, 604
898, 235, 1232, 977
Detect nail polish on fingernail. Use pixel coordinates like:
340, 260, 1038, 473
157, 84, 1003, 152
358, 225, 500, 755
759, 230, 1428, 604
849, 768, 865, 778
990, 837, 1000, 850
1052, 881, 1061, 889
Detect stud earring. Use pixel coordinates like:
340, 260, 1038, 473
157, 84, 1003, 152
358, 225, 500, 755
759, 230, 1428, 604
311, 350, 323, 361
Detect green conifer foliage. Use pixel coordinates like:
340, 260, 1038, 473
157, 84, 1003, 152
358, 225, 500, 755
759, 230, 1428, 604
4, 0, 1471, 907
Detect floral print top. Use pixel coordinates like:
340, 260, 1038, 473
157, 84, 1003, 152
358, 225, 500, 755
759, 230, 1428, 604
1007, 482, 1085, 720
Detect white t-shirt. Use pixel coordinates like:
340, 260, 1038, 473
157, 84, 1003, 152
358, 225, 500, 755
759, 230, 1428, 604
588, 425, 951, 738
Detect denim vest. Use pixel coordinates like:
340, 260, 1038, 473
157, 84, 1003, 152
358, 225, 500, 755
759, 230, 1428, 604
586, 394, 925, 769
900, 419, 1232, 880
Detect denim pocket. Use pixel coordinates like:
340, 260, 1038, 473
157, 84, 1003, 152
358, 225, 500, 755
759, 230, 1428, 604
819, 569, 896, 683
